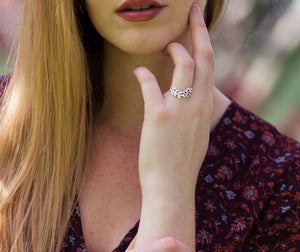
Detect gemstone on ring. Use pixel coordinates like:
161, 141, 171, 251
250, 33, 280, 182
169, 87, 192, 99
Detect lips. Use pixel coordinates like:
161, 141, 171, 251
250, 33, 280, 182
116, 0, 166, 22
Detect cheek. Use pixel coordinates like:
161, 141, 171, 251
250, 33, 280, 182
85, 0, 114, 30
105, 24, 188, 54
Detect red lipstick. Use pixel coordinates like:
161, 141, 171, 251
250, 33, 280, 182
116, 0, 166, 22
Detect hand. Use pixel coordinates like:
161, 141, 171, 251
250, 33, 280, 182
133, 4, 214, 249
133, 4, 214, 202
126, 237, 193, 252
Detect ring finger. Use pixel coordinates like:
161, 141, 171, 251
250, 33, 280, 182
164, 42, 195, 103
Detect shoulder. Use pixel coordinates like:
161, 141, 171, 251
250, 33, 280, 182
210, 100, 300, 168
209, 100, 300, 196
196, 100, 300, 250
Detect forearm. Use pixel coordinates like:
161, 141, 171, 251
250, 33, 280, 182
134, 191, 195, 251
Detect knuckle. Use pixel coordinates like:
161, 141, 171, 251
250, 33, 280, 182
194, 49, 215, 70
160, 237, 179, 251
179, 57, 195, 69
198, 48, 214, 63
139, 71, 156, 83
152, 106, 169, 121
145, 83, 157, 96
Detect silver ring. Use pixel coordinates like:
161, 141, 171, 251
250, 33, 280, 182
169, 87, 192, 99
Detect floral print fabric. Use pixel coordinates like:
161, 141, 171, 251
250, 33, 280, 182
62, 100, 300, 251
0, 75, 11, 96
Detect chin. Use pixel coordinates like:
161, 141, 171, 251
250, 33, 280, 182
115, 41, 169, 55
107, 28, 188, 55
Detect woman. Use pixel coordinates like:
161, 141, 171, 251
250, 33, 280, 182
0, 0, 299, 251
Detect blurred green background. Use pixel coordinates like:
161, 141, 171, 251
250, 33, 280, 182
1, 0, 300, 140
212, 0, 300, 140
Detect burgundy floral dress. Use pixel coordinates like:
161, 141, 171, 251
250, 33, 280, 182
1, 76, 299, 251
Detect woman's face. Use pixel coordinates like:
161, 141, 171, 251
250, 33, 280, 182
85, 0, 207, 54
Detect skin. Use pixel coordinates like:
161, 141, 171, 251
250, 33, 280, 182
127, 237, 193, 252
85, 0, 207, 54
80, 1, 231, 251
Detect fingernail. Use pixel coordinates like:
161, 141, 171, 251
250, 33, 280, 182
192, 4, 201, 15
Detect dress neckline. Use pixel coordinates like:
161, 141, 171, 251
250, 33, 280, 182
78, 99, 237, 251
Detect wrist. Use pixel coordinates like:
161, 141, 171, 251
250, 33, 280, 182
136, 196, 195, 248
140, 176, 197, 200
